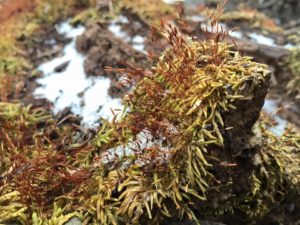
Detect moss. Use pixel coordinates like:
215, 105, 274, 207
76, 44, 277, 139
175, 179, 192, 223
0, 103, 88, 224
86, 19, 270, 223
248, 117, 300, 219
1, 2, 300, 225
0, 19, 271, 224
286, 33, 300, 97
119, 0, 176, 25
71, 8, 105, 24
0, 34, 30, 88
201, 115, 300, 223
258, 116, 300, 189
31, 0, 98, 25
71, 0, 176, 26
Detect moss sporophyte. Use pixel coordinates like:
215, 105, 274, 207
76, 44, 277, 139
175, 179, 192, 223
1, 1, 300, 225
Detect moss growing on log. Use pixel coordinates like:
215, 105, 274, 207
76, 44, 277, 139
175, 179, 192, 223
85, 19, 281, 223
199, 115, 300, 223
1, 2, 300, 225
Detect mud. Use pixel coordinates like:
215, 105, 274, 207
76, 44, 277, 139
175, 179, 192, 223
12, 3, 167, 124
4, 24, 69, 110
75, 14, 150, 101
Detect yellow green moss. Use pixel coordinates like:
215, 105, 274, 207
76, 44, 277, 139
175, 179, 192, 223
87, 24, 270, 223
119, 0, 176, 25
286, 33, 300, 97
204, 116, 300, 221
0, 23, 272, 224
1, 2, 300, 225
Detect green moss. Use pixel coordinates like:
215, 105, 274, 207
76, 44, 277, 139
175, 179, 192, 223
86, 22, 270, 223
119, 0, 176, 24
202, 116, 300, 222
1, 2, 299, 225
71, 0, 176, 26
286, 33, 300, 97
1, 22, 271, 223
0, 102, 50, 124
71, 8, 104, 24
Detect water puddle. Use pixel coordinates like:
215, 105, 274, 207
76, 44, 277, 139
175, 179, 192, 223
229, 31, 243, 39
108, 15, 146, 53
248, 33, 276, 47
246, 32, 294, 49
262, 99, 287, 136
284, 43, 295, 49
34, 22, 123, 126
163, 0, 293, 50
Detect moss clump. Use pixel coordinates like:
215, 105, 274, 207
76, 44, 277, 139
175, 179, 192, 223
0, 103, 91, 224
0, 18, 271, 224
0, 34, 30, 100
0, 103, 51, 174
85, 21, 270, 223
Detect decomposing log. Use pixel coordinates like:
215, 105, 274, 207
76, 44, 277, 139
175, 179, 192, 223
231, 38, 289, 62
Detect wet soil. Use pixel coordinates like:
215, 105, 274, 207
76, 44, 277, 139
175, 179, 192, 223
12, 9, 153, 126
75, 11, 154, 99
11, 25, 70, 110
